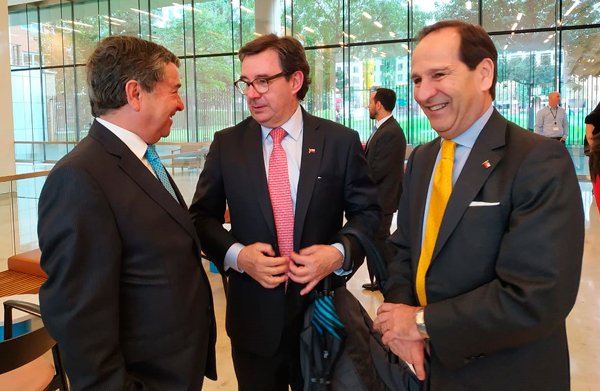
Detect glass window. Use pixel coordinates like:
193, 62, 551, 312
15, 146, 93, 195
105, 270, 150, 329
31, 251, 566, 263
562, 0, 600, 26
344, 43, 415, 142
7, 0, 600, 174
562, 28, 600, 150
293, 0, 343, 46
191, 0, 237, 54
39, 5, 69, 67
412, 0, 478, 35
349, 0, 408, 43
494, 32, 556, 131
303, 47, 342, 127
483, 0, 557, 32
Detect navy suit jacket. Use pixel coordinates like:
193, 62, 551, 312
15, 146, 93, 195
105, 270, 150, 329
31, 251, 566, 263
190, 108, 380, 355
39, 121, 217, 390
385, 110, 584, 390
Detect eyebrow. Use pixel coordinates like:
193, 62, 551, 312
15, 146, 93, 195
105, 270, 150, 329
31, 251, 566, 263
240, 72, 283, 80
412, 66, 451, 78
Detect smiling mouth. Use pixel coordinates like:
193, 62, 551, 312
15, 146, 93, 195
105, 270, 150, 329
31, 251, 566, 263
429, 103, 448, 111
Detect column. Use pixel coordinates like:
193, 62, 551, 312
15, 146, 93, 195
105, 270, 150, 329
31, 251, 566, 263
0, 0, 16, 176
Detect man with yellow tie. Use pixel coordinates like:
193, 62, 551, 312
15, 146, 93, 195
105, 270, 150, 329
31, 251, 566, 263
373, 21, 584, 390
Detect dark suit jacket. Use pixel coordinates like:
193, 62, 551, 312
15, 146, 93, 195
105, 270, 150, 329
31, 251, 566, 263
385, 110, 584, 390
190, 108, 380, 356
365, 116, 406, 214
38, 121, 217, 390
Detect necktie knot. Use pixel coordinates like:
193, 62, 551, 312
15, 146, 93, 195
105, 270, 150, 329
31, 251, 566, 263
270, 128, 287, 145
441, 139, 456, 161
146, 144, 160, 162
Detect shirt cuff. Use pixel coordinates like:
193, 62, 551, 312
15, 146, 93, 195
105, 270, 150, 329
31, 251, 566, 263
224, 242, 245, 273
331, 242, 350, 276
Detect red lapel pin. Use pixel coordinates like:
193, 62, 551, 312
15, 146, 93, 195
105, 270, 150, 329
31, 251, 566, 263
482, 160, 491, 169
308, 148, 316, 154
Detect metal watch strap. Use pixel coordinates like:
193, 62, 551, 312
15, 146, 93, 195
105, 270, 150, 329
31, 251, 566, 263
416, 307, 429, 339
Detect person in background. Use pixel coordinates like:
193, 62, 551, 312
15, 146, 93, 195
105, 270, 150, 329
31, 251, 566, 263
38, 36, 216, 390
373, 20, 584, 390
362, 87, 406, 291
189, 34, 380, 391
535, 91, 568, 143
585, 101, 600, 213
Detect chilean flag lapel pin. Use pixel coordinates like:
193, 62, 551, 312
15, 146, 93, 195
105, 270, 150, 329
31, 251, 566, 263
482, 160, 491, 169
308, 148, 316, 154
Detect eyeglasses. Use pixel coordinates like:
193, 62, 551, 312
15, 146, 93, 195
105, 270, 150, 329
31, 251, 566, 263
234, 72, 287, 95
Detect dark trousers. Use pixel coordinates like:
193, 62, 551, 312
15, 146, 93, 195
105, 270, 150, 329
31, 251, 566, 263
232, 290, 305, 391
366, 212, 394, 283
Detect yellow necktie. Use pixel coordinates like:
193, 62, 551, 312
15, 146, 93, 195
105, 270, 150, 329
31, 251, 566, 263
415, 139, 456, 306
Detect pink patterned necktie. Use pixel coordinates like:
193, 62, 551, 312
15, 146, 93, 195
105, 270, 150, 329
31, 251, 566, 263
268, 127, 294, 258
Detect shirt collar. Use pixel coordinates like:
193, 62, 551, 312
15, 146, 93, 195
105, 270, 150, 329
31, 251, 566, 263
96, 117, 148, 159
375, 114, 393, 129
261, 104, 303, 141
450, 104, 494, 148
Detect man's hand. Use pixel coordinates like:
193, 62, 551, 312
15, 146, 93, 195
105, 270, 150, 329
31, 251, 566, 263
237, 242, 289, 289
288, 244, 343, 295
386, 339, 427, 381
374, 303, 427, 381
374, 303, 422, 342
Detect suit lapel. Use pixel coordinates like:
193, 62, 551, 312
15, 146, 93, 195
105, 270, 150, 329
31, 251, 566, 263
433, 110, 507, 259
294, 110, 325, 249
366, 116, 393, 154
242, 119, 277, 238
89, 121, 199, 242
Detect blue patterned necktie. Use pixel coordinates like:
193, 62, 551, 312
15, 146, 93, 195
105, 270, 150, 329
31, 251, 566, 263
145, 144, 179, 202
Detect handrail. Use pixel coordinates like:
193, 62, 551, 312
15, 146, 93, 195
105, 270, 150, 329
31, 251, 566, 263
0, 170, 51, 184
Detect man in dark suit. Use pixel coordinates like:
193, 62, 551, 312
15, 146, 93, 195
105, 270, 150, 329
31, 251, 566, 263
38, 36, 216, 390
373, 21, 584, 390
362, 87, 407, 291
189, 34, 380, 391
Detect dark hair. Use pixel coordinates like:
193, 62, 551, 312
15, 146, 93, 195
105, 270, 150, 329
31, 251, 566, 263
238, 34, 312, 100
417, 20, 498, 100
87, 35, 179, 116
374, 88, 396, 112
590, 101, 600, 116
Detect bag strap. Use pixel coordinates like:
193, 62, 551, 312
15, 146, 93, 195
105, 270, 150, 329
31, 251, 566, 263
338, 226, 389, 292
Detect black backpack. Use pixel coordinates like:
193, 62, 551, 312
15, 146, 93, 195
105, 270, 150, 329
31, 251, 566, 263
300, 227, 422, 391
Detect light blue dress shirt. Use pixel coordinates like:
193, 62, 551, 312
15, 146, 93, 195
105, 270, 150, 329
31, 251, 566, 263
535, 105, 568, 138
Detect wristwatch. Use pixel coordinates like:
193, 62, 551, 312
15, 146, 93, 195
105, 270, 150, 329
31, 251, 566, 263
415, 308, 429, 339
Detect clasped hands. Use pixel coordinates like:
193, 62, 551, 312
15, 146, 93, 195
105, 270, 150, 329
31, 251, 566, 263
373, 303, 427, 381
237, 242, 343, 295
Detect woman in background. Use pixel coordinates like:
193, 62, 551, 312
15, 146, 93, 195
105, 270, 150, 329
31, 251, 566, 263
585, 102, 600, 213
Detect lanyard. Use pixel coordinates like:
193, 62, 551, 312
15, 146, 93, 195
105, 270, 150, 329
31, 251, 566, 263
548, 107, 558, 125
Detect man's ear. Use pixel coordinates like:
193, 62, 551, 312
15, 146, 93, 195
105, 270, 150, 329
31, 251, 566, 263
125, 80, 142, 111
478, 58, 494, 93
290, 70, 304, 95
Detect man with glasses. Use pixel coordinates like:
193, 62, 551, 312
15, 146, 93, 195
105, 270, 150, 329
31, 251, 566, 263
190, 34, 380, 391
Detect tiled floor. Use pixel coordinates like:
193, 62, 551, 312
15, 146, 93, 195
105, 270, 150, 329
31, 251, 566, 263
1, 170, 598, 390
